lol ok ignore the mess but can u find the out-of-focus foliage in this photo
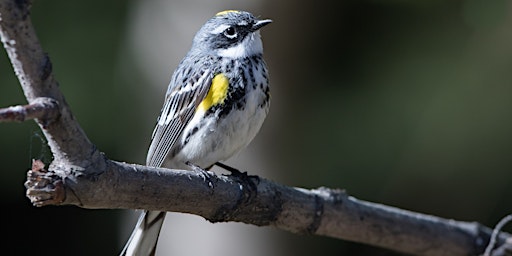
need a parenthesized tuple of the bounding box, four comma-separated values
(1, 0, 510, 255)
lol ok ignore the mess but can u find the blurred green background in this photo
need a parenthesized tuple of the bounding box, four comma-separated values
(1, 0, 511, 255)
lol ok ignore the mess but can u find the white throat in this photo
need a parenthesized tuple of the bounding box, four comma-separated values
(217, 31, 263, 58)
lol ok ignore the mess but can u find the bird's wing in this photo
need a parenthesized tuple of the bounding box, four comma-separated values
(146, 68, 214, 167)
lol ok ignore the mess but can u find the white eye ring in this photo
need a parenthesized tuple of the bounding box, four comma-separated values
(223, 27, 237, 39)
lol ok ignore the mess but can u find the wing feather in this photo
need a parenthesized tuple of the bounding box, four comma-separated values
(146, 68, 213, 167)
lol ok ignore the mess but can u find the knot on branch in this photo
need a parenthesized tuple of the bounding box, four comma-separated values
(25, 159, 65, 207)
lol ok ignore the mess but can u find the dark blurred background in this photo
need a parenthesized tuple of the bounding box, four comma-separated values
(1, 0, 511, 255)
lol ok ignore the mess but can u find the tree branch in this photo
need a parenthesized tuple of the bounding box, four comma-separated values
(23, 158, 510, 256)
(1, 0, 510, 255)
(0, 0, 98, 173)
(0, 97, 59, 124)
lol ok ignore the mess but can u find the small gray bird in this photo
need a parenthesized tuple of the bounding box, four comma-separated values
(121, 10, 272, 256)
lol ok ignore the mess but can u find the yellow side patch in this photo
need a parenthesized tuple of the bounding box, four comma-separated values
(216, 10, 240, 16)
(197, 73, 229, 113)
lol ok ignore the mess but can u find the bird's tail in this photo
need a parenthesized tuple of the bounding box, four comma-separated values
(120, 211, 166, 256)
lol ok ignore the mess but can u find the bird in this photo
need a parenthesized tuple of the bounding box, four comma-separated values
(120, 10, 272, 256)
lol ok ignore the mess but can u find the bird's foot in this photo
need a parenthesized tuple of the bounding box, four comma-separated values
(215, 162, 259, 193)
(186, 161, 214, 188)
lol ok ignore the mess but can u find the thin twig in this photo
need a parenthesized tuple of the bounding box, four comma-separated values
(0, 97, 59, 125)
(485, 214, 512, 256)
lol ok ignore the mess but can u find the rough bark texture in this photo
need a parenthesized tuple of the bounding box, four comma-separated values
(22, 159, 511, 256)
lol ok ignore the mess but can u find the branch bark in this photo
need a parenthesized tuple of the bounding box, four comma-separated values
(0, 0, 99, 174)
(1, 1, 510, 256)
(23, 158, 508, 256)
(0, 97, 59, 123)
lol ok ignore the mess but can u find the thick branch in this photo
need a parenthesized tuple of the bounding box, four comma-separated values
(0, 0, 98, 173)
(25, 158, 509, 256)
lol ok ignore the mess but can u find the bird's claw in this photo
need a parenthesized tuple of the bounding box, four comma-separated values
(186, 161, 215, 188)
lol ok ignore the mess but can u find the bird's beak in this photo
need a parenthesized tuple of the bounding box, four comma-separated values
(252, 19, 272, 31)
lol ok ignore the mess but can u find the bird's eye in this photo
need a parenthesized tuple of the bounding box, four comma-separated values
(224, 27, 237, 38)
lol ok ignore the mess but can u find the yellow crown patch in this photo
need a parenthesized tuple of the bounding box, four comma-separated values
(215, 10, 240, 16)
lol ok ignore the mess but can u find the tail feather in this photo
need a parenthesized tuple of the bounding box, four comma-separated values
(120, 211, 166, 256)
